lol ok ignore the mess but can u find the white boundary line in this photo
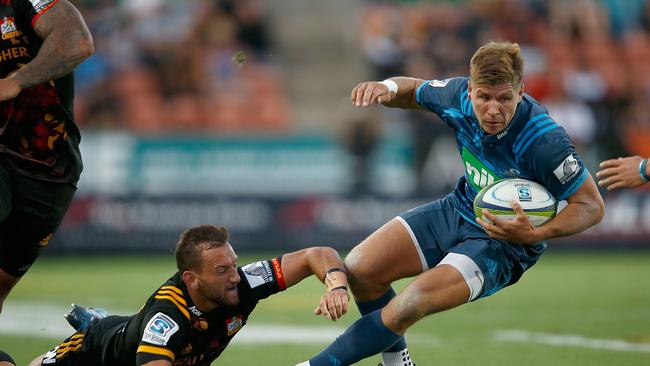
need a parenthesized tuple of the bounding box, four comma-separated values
(494, 330, 650, 353)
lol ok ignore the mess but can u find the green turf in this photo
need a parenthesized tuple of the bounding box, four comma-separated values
(2, 251, 650, 365)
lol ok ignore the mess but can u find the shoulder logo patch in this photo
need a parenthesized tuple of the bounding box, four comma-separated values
(553, 154, 579, 184)
(143, 312, 179, 346)
(428, 79, 451, 87)
(241, 260, 273, 289)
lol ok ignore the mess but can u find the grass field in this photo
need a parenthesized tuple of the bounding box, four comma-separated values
(1, 250, 650, 366)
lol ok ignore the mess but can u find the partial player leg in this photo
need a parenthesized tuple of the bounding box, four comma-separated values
(0, 350, 16, 366)
(304, 264, 471, 366)
(0, 177, 76, 314)
(344, 218, 425, 366)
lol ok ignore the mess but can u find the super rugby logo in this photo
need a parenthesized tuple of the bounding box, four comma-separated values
(143, 313, 179, 346)
(515, 184, 532, 202)
(553, 154, 580, 184)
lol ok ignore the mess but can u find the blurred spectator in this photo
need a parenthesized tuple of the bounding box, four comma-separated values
(72, 0, 290, 133)
(358, 0, 650, 194)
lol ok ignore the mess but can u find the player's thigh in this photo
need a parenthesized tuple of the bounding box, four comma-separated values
(0, 178, 76, 277)
(381, 264, 469, 333)
(450, 227, 546, 300)
(345, 218, 424, 288)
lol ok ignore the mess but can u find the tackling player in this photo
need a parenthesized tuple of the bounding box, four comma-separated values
(298, 41, 604, 366)
(28, 225, 350, 366)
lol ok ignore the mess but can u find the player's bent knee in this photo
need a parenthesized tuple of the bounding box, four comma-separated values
(437, 253, 484, 302)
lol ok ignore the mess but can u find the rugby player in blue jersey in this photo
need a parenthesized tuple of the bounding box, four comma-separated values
(298, 41, 605, 366)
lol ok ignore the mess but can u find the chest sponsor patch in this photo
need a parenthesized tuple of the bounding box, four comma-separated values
(142, 312, 179, 346)
(226, 315, 243, 336)
(241, 260, 274, 289)
(0, 17, 22, 40)
(553, 154, 579, 184)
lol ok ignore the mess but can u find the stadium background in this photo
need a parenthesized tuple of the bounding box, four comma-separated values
(2, 0, 650, 365)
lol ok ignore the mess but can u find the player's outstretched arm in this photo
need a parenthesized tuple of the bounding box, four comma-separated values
(351, 77, 424, 110)
(597, 156, 649, 190)
(1, 0, 94, 100)
(280, 247, 350, 321)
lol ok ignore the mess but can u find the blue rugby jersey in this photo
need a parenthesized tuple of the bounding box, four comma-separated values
(415, 77, 589, 227)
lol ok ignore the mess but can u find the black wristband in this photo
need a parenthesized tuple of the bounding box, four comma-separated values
(326, 267, 345, 275)
(329, 285, 348, 292)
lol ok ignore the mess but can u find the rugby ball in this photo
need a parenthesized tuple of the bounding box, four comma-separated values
(473, 178, 557, 227)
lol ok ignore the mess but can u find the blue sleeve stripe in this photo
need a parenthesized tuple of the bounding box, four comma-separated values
(415, 81, 430, 110)
(513, 113, 549, 147)
(516, 124, 560, 156)
(514, 118, 555, 152)
(557, 168, 589, 201)
(513, 118, 555, 152)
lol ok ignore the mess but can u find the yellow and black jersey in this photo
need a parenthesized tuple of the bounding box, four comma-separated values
(0, 0, 82, 182)
(43, 257, 287, 366)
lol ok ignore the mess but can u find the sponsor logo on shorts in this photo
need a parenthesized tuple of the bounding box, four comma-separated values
(553, 154, 580, 184)
(142, 312, 179, 346)
(226, 315, 243, 336)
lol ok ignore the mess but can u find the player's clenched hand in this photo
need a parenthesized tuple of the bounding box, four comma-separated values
(596, 156, 646, 190)
(476, 202, 540, 245)
(351, 81, 394, 107)
(313, 288, 349, 321)
(0, 77, 21, 102)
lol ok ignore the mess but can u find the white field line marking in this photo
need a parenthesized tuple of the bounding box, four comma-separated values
(494, 330, 650, 353)
(0, 301, 440, 345)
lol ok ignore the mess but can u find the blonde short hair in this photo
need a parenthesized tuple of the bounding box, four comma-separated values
(470, 41, 524, 88)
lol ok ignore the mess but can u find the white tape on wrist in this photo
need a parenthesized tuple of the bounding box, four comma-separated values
(379, 79, 398, 96)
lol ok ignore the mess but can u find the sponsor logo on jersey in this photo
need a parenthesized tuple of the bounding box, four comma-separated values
(29, 0, 56, 13)
(428, 79, 451, 88)
(0, 17, 22, 40)
(192, 317, 208, 331)
(41, 346, 59, 364)
(143, 312, 179, 346)
(461, 148, 499, 191)
(553, 154, 579, 184)
(226, 315, 243, 336)
(188, 305, 202, 317)
(241, 260, 273, 289)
